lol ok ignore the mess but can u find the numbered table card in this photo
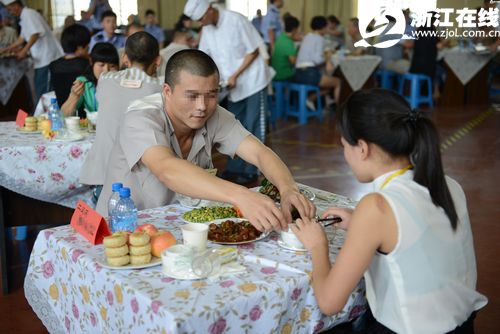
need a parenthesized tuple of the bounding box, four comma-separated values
(70, 200, 111, 245)
(15, 109, 28, 127)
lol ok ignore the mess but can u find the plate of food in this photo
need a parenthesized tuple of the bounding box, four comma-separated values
(206, 218, 269, 244)
(181, 206, 241, 223)
(97, 254, 162, 270)
(52, 133, 84, 142)
(13, 127, 43, 134)
(259, 178, 315, 202)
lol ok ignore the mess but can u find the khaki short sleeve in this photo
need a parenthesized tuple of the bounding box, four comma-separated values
(120, 108, 171, 173)
(210, 106, 251, 158)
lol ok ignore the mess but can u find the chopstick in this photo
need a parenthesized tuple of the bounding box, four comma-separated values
(316, 217, 342, 227)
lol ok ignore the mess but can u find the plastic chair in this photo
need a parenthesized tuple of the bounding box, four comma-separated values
(271, 80, 289, 119)
(284, 83, 323, 124)
(375, 70, 401, 91)
(488, 68, 500, 99)
(398, 73, 434, 109)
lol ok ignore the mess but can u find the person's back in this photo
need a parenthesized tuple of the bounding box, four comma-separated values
(49, 24, 91, 107)
(79, 32, 163, 189)
(368, 170, 487, 333)
(157, 31, 191, 78)
(409, 27, 439, 78)
(271, 16, 299, 81)
(296, 33, 325, 67)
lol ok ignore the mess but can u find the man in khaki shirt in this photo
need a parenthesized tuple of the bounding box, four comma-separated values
(96, 50, 316, 231)
(79, 31, 162, 202)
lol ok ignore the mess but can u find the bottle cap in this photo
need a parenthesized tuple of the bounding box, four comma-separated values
(112, 183, 123, 192)
(119, 187, 130, 197)
(51, 98, 57, 103)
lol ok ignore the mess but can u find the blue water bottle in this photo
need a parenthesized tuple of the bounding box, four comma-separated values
(459, 38, 465, 52)
(113, 188, 138, 232)
(108, 183, 123, 233)
(339, 45, 346, 57)
(468, 37, 474, 51)
(48, 98, 63, 131)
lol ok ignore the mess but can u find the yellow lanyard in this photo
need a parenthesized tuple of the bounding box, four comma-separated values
(380, 164, 413, 189)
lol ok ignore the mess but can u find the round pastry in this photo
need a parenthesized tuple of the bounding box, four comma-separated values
(103, 235, 127, 248)
(129, 243, 151, 256)
(129, 232, 150, 246)
(36, 115, 46, 121)
(107, 254, 130, 267)
(105, 244, 129, 257)
(23, 126, 37, 132)
(25, 117, 37, 124)
(130, 253, 151, 265)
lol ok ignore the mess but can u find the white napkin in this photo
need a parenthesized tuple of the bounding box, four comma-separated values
(208, 262, 247, 281)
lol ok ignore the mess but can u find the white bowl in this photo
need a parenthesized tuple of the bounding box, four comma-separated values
(280, 224, 305, 249)
(65, 116, 80, 125)
(85, 109, 98, 124)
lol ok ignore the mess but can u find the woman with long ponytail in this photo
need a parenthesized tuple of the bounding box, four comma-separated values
(293, 88, 487, 334)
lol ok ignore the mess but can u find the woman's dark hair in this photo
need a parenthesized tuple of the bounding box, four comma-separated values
(311, 16, 327, 31)
(83, 43, 119, 86)
(328, 15, 340, 25)
(61, 24, 91, 53)
(175, 14, 191, 30)
(336, 88, 458, 231)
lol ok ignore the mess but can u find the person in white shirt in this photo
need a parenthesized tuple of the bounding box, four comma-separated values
(184, 0, 275, 185)
(293, 88, 488, 334)
(1, 0, 64, 101)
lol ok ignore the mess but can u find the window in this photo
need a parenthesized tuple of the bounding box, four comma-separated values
(51, 0, 138, 28)
(358, 0, 437, 18)
(226, 0, 268, 21)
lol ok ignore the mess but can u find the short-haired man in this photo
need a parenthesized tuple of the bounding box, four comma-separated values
(80, 32, 162, 203)
(88, 10, 125, 53)
(118, 22, 144, 69)
(326, 15, 345, 48)
(345, 18, 371, 56)
(144, 9, 165, 49)
(184, 0, 275, 184)
(157, 30, 191, 78)
(96, 50, 316, 231)
(261, 0, 283, 55)
(0, 0, 64, 101)
(272, 16, 299, 82)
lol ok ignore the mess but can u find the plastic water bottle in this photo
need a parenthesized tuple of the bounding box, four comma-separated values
(113, 188, 138, 232)
(48, 98, 63, 131)
(459, 38, 465, 52)
(339, 45, 345, 57)
(107, 183, 123, 233)
(468, 37, 474, 52)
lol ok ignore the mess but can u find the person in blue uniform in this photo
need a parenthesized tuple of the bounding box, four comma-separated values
(88, 10, 125, 53)
(144, 9, 165, 49)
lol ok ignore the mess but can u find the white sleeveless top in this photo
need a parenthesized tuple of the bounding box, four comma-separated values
(365, 169, 488, 334)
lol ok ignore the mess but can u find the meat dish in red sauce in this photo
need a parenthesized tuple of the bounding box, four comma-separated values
(208, 220, 262, 243)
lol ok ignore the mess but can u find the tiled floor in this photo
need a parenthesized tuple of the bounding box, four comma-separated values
(1, 103, 498, 333)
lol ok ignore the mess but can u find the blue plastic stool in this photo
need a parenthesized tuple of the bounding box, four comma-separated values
(15, 226, 28, 240)
(284, 83, 323, 124)
(267, 94, 277, 129)
(398, 73, 434, 109)
(271, 80, 289, 119)
(375, 70, 401, 91)
(489, 68, 500, 99)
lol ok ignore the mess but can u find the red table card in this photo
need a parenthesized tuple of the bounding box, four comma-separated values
(15, 109, 28, 127)
(71, 200, 111, 245)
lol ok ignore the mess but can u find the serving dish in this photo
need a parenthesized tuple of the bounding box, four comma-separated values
(205, 218, 269, 245)
(97, 254, 162, 270)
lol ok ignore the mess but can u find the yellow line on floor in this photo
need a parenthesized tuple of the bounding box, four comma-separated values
(441, 109, 493, 152)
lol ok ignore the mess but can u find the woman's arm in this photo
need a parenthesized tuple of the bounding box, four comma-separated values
(61, 80, 85, 116)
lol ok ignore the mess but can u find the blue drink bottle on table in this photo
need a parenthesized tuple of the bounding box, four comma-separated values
(114, 187, 138, 232)
(48, 98, 63, 131)
(108, 182, 123, 233)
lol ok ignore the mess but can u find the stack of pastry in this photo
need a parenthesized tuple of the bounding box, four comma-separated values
(129, 232, 152, 265)
(36, 115, 45, 131)
(103, 234, 130, 266)
(23, 117, 37, 132)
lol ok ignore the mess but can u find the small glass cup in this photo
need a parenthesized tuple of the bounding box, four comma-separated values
(192, 249, 221, 278)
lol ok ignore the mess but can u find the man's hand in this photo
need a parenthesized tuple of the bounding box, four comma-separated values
(320, 207, 353, 231)
(291, 217, 329, 254)
(227, 74, 237, 90)
(17, 49, 28, 60)
(71, 80, 85, 96)
(0, 46, 11, 54)
(235, 190, 287, 232)
(280, 187, 316, 224)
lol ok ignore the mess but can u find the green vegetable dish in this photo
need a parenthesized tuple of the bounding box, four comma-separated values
(183, 206, 239, 223)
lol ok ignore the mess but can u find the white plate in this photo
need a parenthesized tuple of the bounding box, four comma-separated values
(97, 254, 162, 270)
(13, 128, 43, 134)
(205, 218, 270, 245)
(277, 236, 307, 251)
(52, 134, 84, 142)
(162, 266, 203, 280)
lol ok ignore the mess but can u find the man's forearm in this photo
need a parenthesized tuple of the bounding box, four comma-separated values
(5, 36, 26, 49)
(232, 48, 259, 79)
(22, 34, 39, 53)
(253, 146, 299, 194)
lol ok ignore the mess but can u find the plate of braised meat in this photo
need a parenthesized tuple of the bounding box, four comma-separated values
(206, 218, 269, 244)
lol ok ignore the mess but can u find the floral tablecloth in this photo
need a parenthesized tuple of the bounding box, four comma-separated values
(24, 184, 366, 334)
(330, 55, 382, 91)
(0, 122, 94, 209)
(0, 57, 32, 105)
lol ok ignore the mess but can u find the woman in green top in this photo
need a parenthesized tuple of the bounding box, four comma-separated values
(61, 42, 119, 117)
